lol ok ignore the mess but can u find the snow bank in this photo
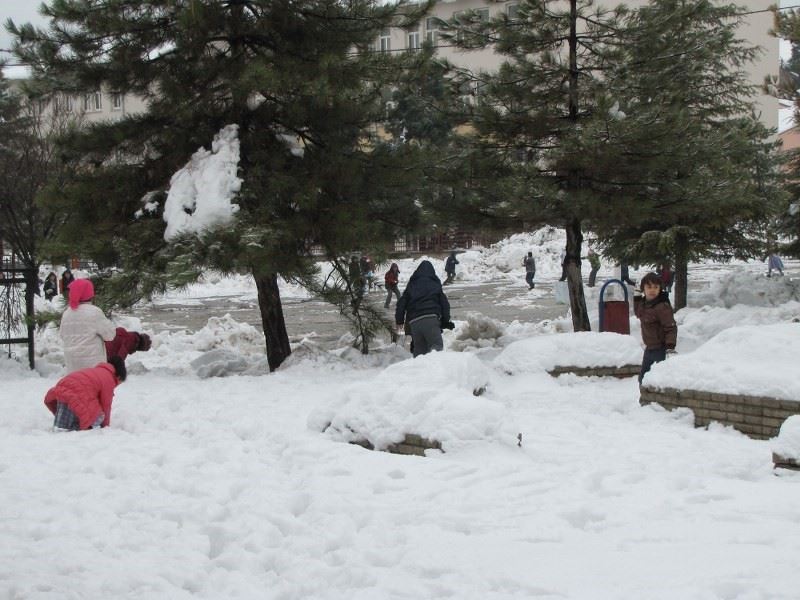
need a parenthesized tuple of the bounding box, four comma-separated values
(645, 323, 800, 400)
(691, 269, 800, 308)
(773, 415, 800, 461)
(162, 124, 242, 240)
(494, 331, 643, 375)
(308, 352, 513, 450)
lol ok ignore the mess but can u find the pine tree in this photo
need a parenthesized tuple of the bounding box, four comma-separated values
(594, 0, 784, 310)
(770, 7, 800, 258)
(439, 0, 631, 331)
(10, 0, 435, 369)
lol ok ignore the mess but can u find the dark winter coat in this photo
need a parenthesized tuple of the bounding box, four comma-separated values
(43, 275, 58, 300)
(445, 254, 459, 275)
(395, 261, 450, 326)
(634, 292, 677, 351)
(44, 363, 119, 429)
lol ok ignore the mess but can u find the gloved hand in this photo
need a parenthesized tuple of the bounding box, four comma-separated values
(136, 333, 152, 352)
(441, 320, 455, 330)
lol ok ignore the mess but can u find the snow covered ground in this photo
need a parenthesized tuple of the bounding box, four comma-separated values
(2, 232, 800, 599)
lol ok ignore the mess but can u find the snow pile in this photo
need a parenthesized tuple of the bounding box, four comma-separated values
(773, 415, 800, 461)
(308, 352, 513, 450)
(645, 323, 800, 400)
(137, 314, 266, 376)
(162, 124, 242, 241)
(675, 302, 800, 353)
(151, 271, 310, 304)
(449, 312, 507, 351)
(691, 269, 800, 308)
(494, 331, 643, 375)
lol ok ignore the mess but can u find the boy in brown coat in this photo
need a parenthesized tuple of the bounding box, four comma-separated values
(633, 272, 677, 384)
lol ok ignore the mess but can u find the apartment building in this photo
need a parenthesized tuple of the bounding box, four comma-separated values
(376, 0, 779, 130)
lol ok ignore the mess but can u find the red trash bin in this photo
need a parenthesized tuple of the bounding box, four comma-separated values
(598, 279, 630, 335)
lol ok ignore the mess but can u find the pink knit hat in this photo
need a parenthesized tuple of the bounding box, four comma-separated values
(67, 278, 95, 309)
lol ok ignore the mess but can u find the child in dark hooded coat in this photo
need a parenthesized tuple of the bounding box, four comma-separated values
(395, 260, 452, 357)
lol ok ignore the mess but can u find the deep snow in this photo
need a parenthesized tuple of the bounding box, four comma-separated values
(2, 232, 800, 599)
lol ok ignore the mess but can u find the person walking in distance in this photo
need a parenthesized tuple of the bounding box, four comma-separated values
(523, 252, 536, 290)
(587, 249, 601, 287)
(444, 251, 459, 285)
(384, 263, 401, 309)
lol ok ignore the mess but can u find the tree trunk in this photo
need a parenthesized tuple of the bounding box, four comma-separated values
(673, 234, 689, 311)
(565, 219, 591, 331)
(254, 272, 291, 371)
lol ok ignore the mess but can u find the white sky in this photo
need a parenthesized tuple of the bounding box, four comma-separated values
(0, 1, 47, 64)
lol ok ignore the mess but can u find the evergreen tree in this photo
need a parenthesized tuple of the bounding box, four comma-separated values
(771, 8, 800, 258)
(595, 0, 783, 310)
(440, 0, 630, 331)
(10, 0, 434, 369)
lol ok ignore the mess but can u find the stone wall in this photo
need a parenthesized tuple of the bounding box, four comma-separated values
(640, 386, 800, 440)
(351, 434, 442, 456)
(548, 364, 640, 378)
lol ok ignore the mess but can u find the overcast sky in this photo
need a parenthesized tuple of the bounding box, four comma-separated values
(0, 2, 48, 64)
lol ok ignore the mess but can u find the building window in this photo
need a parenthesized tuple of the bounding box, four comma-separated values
(407, 30, 420, 52)
(425, 17, 439, 45)
(111, 93, 123, 110)
(84, 91, 102, 112)
(476, 8, 490, 21)
(63, 94, 73, 112)
(379, 29, 391, 53)
(507, 3, 519, 19)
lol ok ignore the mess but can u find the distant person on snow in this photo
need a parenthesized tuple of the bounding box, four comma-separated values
(396, 260, 453, 357)
(523, 252, 536, 290)
(60, 269, 75, 299)
(633, 272, 678, 385)
(444, 251, 459, 285)
(656, 262, 674, 293)
(384, 263, 401, 309)
(558, 249, 567, 282)
(620, 261, 636, 287)
(60, 278, 117, 373)
(43, 272, 59, 301)
(348, 256, 363, 303)
(44, 357, 127, 431)
(587, 249, 601, 287)
(767, 253, 784, 277)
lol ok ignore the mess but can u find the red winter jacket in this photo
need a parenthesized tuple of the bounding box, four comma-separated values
(44, 363, 119, 429)
(105, 327, 140, 362)
(385, 264, 399, 288)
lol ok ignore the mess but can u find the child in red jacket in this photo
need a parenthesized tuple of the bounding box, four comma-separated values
(44, 356, 127, 431)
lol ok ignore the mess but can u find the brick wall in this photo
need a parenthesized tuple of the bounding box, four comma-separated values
(548, 364, 640, 378)
(640, 387, 800, 440)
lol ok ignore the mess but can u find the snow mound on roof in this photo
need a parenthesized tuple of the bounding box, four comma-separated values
(645, 323, 800, 401)
(494, 331, 643, 374)
(308, 351, 513, 450)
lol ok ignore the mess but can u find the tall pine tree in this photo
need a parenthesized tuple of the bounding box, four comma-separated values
(595, 0, 783, 310)
(440, 0, 630, 331)
(11, 0, 434, 369)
